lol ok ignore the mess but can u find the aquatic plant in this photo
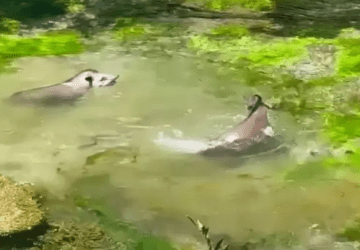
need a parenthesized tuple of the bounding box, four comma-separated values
(73, 193, 179, 250)
(113, 20, 181, 43)
(335, 37, 360, 77)
(190, 24, 360, 80)
(322, 152, 360, 171)
(0, 31, 83, 73)
(338, 219, 360, 241)
(210, 24, 249, 38)
(187, 216, 230, 250)
(57, 0, 86, 13)
(284, 162, 330, 182)
(37, 221, 116, 249)
(113, 18, 139, 29)
(186, 24, 360, 165)
(0, 31, 83, 59)
(113, 21, 169, 42)
(247, 38, 310, 66)
(185, 0, 274, 11)
(0, 18, 20, 34)
(318, 112, 360, 170)
(114, 24, 148, 41)
(135, 236, 179, 250)
(322, 113, 360, 144)
(188, 35, 326, 67)
(188, 27, 360, 118)
(306, 76, 338, 88)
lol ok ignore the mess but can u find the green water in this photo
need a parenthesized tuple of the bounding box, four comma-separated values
(0, 51, 358, 248)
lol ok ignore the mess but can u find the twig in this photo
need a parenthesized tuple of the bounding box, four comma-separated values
(187, 216, 230, 250)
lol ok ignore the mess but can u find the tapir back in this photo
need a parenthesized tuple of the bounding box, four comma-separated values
(9, 84, 89, 106)
(218, 105, 269, 142)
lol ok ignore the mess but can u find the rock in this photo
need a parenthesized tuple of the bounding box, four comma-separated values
(288, 45, 336, 80)
(307, 234, 335, 250)
(31, 221, 116, 250)
(269, 0, 360, 37)
(86, 0, 185, 18)
(19, 0, 186, 36)
(19, 12, 98, 36)
(0, 175, 44, 236)
(271, 0, 360, 23)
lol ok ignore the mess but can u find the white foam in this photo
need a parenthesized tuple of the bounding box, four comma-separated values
(262, 126, 275, 137)
(154, 132, 209, 154)
(222, 132, 240, 143)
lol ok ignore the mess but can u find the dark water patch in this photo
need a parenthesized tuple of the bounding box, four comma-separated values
(0, 0, 66, 21)
(0, 221, 49, 249)
(269, 0, 360, 38)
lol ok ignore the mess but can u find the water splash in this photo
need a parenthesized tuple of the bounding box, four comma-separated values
(153, 131, 210, 154)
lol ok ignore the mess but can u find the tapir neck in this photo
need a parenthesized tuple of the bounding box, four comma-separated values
(217, 105, 270, 142)
(62, 81, 90, 90)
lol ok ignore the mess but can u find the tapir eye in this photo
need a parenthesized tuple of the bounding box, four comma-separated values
(85, 76, 93, 82)
(85, 76, 93, 87)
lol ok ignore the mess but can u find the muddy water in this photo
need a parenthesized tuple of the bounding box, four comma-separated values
(0, 51, 359, 246)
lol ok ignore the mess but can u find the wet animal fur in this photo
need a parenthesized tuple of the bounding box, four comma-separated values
(8, 69, 118, 106)
(200, 95, 282, 157)
(154, 95, 284, 158)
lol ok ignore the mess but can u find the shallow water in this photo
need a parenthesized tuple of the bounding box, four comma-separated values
(0, 51, 359, 247)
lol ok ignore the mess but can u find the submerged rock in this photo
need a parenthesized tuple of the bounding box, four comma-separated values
(289, 44, 336, 81)
(32, 221, 116, 250)
(0, 175, 44, 236)
(269, 0, 360, 37)
(87, 0, 185, 18)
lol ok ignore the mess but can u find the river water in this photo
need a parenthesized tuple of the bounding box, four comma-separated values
(0, 50, 359, 247)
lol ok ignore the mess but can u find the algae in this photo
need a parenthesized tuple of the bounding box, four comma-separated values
(209, 24, 249, 38)
(337, 219, 360, 242)
(322, 113, 360, 145)
(135, 236, 178, 250)
(185, 23, 360, 163)
(335, 37, 360, 77)
(187, 25, 360, 118)
(188, 33, 329, 67)
(92, 207, 179, 250)
(71, 175, 180, 250)
(0, 31, 83, 59)
(0, 17, 20, 35)
(284, 162, 330, 182)
(0, 31, 83, 72)
(33, 221, 116, 250)
(187, 24, 360, 78)
(113, 18, 139, 29)
(58, 0, 86, 13)
(115, 25, 148, 42)
(185, 0, 274, 11)
(0, 175, 44, 236)
(113, 19, 174, 42)
(85, 147, 136, 165)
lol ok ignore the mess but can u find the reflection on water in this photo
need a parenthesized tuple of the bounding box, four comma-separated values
(0, 52, 357, 246)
